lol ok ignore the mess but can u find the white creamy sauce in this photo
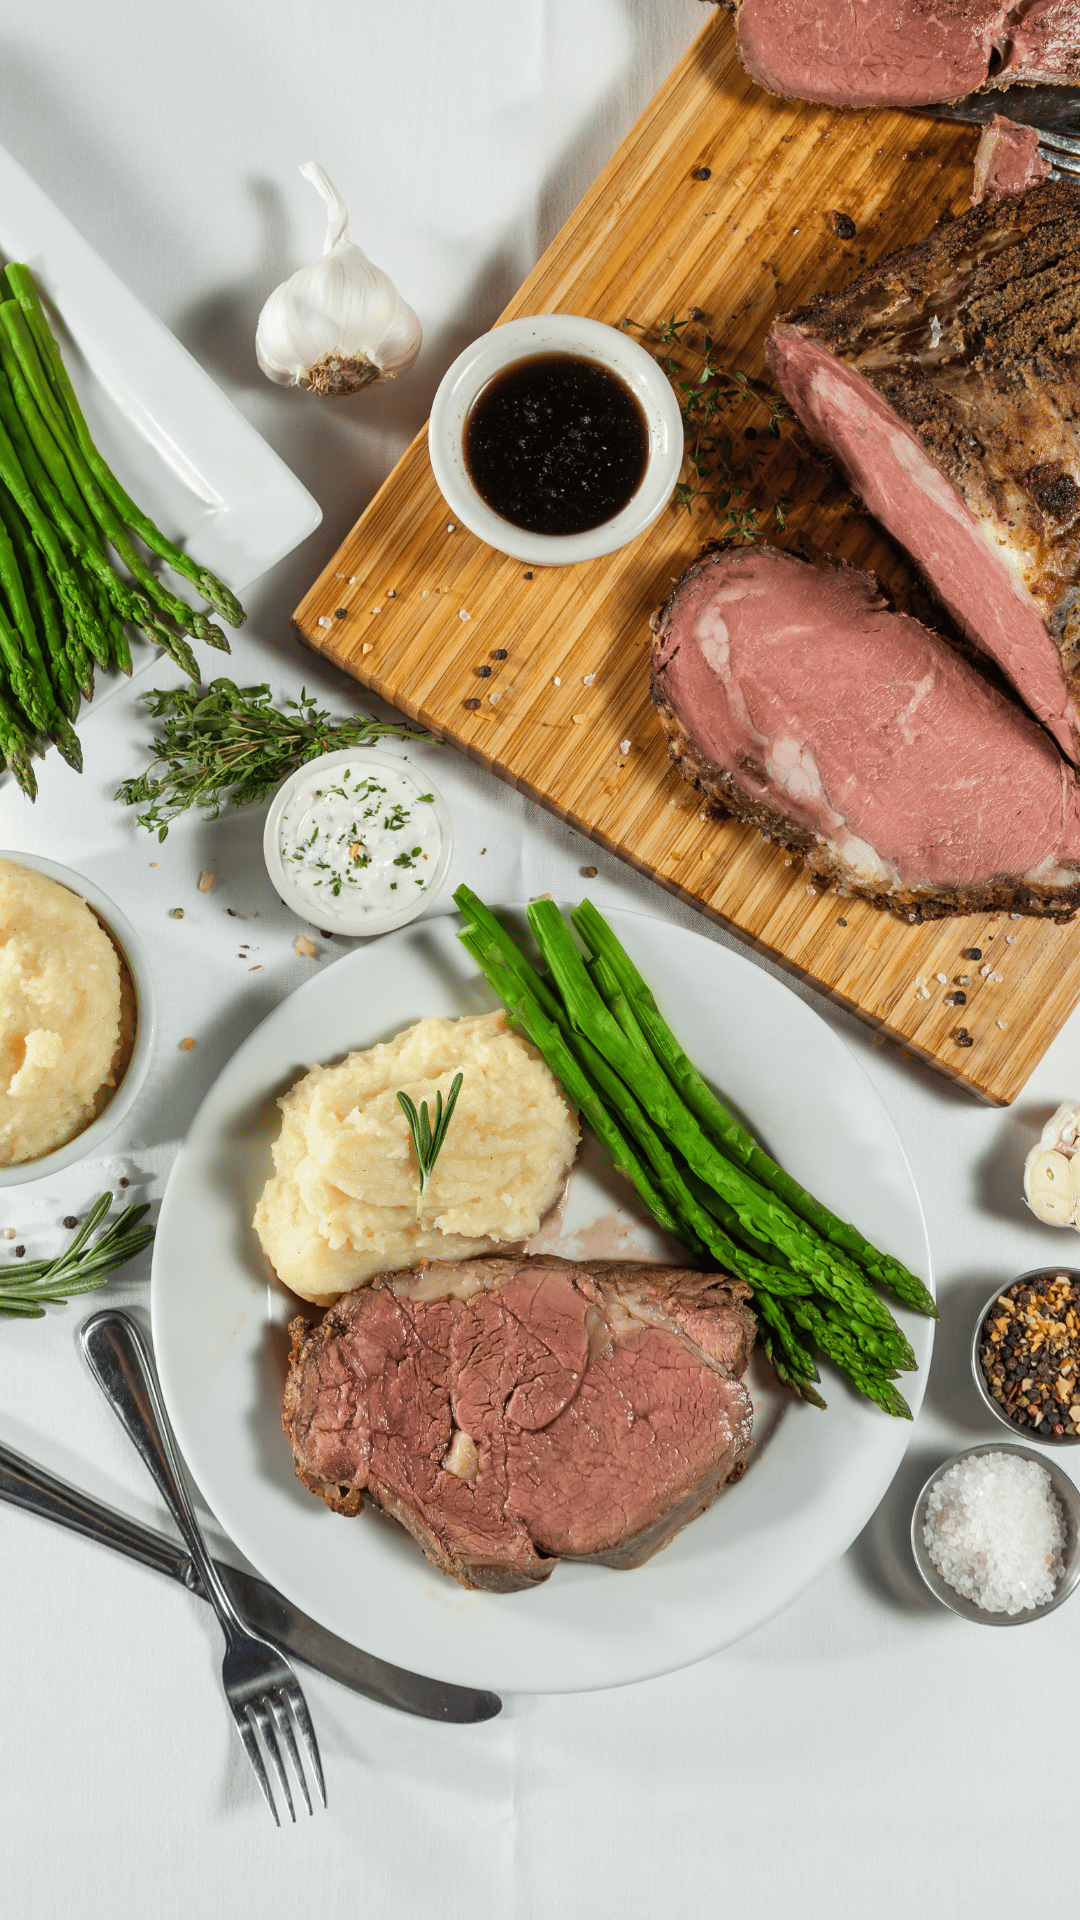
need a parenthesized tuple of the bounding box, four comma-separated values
(277, 763, 441, 926)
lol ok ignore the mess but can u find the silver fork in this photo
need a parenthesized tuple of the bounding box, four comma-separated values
(81, 1309, 326, 1825)
(1038, 128, 1080, 181)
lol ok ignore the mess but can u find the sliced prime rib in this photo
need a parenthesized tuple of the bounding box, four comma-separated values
(971, 115, 1051, 205)
(283, 1257, 756, 1592)
(766, 183, 1080, 761)
(650, 543, 1080, 919)
(728, 2, 1080, 109)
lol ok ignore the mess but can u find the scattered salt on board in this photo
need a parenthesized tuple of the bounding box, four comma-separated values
(923, 1452, 1066, 1615)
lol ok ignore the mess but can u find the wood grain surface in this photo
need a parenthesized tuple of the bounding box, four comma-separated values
(293, 8, 1074, 1105)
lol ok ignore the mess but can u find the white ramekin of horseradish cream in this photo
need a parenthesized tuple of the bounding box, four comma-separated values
(263, 750, 454, 937)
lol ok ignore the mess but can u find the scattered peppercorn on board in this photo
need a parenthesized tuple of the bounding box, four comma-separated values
(294, 6, 1075, 1106)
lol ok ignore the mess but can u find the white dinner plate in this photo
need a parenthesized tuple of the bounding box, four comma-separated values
(0, 138, 320, 713)
(151, 908, 933, 1694)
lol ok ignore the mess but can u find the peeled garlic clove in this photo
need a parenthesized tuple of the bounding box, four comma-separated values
(255, 163, 421, 396)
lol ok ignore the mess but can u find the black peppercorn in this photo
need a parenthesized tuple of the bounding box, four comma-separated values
(63, 1215, 78, 1230)
(477, 664, 492, 678)
(464, 697, 481, 709)
(967, 947, 982, 960)
(692, 166, 712, 180)
(829, 210, 856, 239)
(334, 607, 348, 619)
(523, 571, 533, 580)
(492, 648, 508, 660)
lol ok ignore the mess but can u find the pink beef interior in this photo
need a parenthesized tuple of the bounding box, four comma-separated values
(734, 2, 1080, 106)
(1005, 0, 1080, 81)
(653, 545, 1080, 890)
(735, 0, 1001, 107)
(766, 323, 1078, 760)
(972, 116, 1052, 204)
(287, 1265, 753, 1585)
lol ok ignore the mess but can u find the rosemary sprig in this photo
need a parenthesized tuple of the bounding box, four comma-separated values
(116, 677, 434, 841)
(623, 313, 791, 540)
(0, 1192, 154, 1319)
(397, 1072, 464, 1204)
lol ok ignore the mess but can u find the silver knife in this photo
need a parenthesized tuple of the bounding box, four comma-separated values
(0, 1439, 500, 1724)
(914, 82, 1080, 133)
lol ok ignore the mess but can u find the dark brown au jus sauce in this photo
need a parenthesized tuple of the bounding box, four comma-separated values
(463, 352, 650, 537)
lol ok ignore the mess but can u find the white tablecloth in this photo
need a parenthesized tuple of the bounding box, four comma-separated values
(2, 5, 1077, 1915)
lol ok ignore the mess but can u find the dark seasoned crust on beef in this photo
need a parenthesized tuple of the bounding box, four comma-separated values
(768, 183, 1080, 757)
(649, 543, 1080, 923)
(283, 1256, 756, 1592)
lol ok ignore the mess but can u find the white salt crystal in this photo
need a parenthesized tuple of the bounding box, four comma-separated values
(619, 739, 631, 755)
(923, 1453, 1066, 1615)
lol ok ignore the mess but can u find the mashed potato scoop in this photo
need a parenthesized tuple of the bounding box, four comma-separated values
(254, 1011, 579, 1302)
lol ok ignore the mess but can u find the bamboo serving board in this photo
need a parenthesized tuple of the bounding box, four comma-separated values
(294, 8, 1076, 1105)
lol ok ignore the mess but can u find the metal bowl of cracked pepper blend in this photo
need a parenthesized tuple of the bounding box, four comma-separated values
(972, 1268, 1080, 1444)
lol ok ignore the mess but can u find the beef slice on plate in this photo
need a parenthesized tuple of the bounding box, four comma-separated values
(283, 1257, 756, 1592)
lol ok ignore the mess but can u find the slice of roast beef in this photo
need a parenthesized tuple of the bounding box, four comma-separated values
(971, 115, 1052, 205)
(766, 183, 1080, 761)
(650, 542, 1080, 919)
(283, 1256, 756, 1592)
(730, 2, 1080, 109)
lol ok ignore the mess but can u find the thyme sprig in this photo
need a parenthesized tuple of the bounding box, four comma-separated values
(117, 678, 433, 841)
(397, 1072, 464, 1203)
(623, 313, 791, 540)
(0, 1192, 154, 1319)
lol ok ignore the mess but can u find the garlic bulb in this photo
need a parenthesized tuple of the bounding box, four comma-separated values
(1024, 1101, 1080, 1227)
(256, 163, 421, 396)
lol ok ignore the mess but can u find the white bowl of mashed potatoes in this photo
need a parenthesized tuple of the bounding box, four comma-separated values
(0, 852, 156, 1184)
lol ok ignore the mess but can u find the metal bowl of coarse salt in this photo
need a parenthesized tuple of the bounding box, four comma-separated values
(911, 1442, 1080, 1625)
(971, 1269, 1080, 1446)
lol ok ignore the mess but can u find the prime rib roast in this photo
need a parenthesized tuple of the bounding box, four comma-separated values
(650, 543, 1080, 919)
(725, 1, 1080, 109)
(766, 182, 1080, 764)
(283, 1256, 756, 1592)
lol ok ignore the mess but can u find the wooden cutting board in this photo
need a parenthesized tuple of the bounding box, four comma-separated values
(293, 7, 1075, 1106)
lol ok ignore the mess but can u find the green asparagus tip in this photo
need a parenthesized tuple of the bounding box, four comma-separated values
(198, 574, 246, 627)
(5, 739, 38, 800)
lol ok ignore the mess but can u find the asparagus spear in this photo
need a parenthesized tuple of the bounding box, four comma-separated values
(458, 926, 688, 1243)
(0, 483, 82, 766)
(3, 265, 245, 628)
(0, 379, 114, 670)
(527, 897, 905, 1335)
(0, 487, 81, 720)
(0, 673, 37, 797)
(1, 302, 230, 653)
(455, 887, 922, 1416)
(572, 898, 935, 1319)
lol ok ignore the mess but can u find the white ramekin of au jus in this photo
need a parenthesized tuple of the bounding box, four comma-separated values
(0, 850, 157, 1187)
(427, 313, 685, 566)
(263, 749, 454, 938)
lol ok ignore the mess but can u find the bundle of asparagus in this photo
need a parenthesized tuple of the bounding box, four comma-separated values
(0, 263, 246, 798)
(454, 886, 936, 1418)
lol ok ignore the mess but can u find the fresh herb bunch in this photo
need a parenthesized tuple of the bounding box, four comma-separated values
(397, 1072, 464, 1204)
(454, 887, 936, 1419)
(0, 1192, 154, 1319)
(117, 678, 433, 840)
(0, 264, 246, 800)
(623, 313, 790, 540)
